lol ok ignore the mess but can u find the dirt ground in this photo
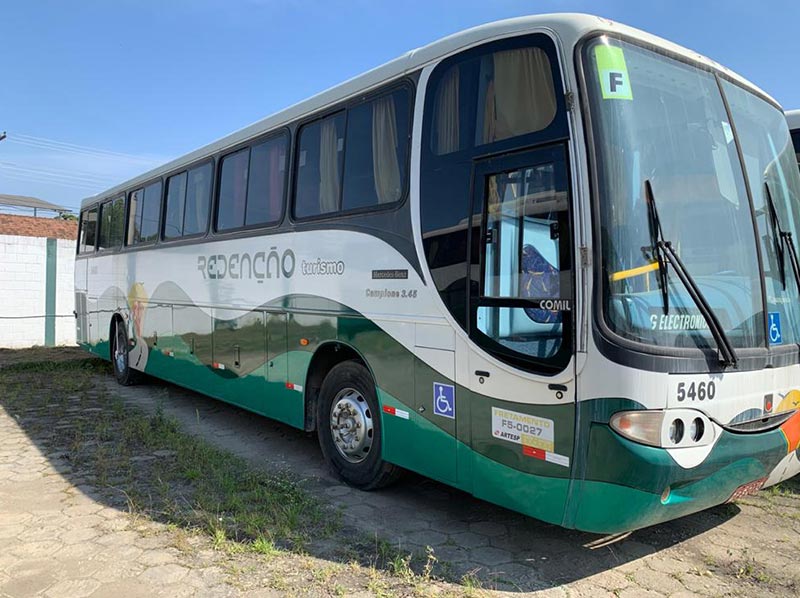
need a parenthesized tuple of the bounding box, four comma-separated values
(0, 347, 798, 597)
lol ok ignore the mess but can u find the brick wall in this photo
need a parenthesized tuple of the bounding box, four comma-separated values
(0, 234, 76, 348)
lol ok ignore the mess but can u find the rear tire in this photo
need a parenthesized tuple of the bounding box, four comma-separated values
(316, 361, 401, 490)
(111, 318, 140, 386)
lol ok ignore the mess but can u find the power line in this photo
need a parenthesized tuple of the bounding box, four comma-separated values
(0, 170, 102, 192)
(8, 133, 162, 166)
(0, 161, 119, 185)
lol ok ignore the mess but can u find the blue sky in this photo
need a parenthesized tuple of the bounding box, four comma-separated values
(1, 0, 798, 213)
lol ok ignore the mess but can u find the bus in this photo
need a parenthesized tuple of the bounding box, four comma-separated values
(75, 14, 800, 534)
(788, 110, 800, 168)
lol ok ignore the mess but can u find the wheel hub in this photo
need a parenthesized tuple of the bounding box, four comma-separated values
(330, 388, 374, 463)
(114, 324, 127, 373)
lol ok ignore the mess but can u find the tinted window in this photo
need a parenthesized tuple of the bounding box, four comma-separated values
(96, 202, 111, 250)
(97, 197, 124, 251)
(217, 149, 249, 230)
(127, 188, 143, 245)
(431, 46, 557, 155)
(127, 181, 162, 245)
(342, 89, 410, 211)
(245, 136, 287, 226)
(140, 182, 162, 243)
(294, 112, 346, 218)
(792, 129, 800, 166)
(184, 163, 212, 236)
(79, 208, 98, 253)
(164, 172, 188, 239)
(420, 35, 566, 329)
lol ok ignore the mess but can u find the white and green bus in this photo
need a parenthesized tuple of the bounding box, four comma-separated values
(75, 14, 800, 533)
(788, 110, 800, 168)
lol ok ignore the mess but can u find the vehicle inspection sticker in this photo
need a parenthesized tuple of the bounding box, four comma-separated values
(492, 407, 570, 467)
(492, 407, 554, 452)
(594, 45, 633, 100)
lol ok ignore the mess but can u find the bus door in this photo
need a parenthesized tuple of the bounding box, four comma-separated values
(465, 144, 577, 492)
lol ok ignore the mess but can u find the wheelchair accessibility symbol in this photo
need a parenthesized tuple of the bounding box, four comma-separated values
(768, 312, 783, 345)
(433, 383, 455, 419)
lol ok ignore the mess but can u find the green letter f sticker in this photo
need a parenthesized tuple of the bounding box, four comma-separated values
(595, 45, 633, 100)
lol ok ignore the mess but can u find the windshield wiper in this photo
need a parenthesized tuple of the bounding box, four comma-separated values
(644, 180, 738, 367)
(764, 181, 800, 292)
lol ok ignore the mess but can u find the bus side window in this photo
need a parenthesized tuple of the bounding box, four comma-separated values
(245, 135, 287, 227)
(341, 88, 410, 210)
(127, 181, 162, 245)
(164, 172, 188, 240)
(98, 201, 110, 251)
(294, 112, 346, 219)
(217, 148, 250, 231)
(184, 163, 212, 236)
(79, 207, 98, 253)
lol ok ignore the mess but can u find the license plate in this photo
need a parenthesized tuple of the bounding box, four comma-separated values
(726, 477, 767, 502)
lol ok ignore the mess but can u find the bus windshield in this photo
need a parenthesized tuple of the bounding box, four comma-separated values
(584, 37, 800, 353)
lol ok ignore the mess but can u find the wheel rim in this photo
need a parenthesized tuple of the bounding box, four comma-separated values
(114, 322, 127, 374)
(329, 388, 374, 464)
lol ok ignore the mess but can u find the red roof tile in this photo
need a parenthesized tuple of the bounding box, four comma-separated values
(0, 214, 78, 240)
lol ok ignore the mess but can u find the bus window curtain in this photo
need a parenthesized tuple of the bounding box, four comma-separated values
(319, 118, 341, 213)
(372, 95, 401, 203)
(434, 67, 460, 154)
(483, 47, 556, 143)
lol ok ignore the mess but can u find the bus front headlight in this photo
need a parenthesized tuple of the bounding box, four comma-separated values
(610, 410, 715, 448)
(609, 411, 666, 447)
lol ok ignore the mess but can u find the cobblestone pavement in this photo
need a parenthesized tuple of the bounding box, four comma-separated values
(1, 366, 799, 596)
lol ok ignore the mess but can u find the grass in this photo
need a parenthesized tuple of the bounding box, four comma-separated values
(0, 354, 481, 596)
(0, 358, 325, 553)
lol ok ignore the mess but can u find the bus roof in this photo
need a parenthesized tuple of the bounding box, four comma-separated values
(787, 110, 800, 131)
(80, 12, 780, 210)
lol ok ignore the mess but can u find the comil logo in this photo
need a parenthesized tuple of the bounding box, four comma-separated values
(198, 248, 296, 281)
(538, 299, 571, 312)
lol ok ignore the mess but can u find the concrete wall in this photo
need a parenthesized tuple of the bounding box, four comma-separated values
(0, 234, 76, 348)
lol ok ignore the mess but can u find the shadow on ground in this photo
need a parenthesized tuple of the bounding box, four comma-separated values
(0, 352, 743, 594)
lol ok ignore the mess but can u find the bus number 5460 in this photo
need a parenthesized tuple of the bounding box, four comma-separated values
(676, 381, 716, 402)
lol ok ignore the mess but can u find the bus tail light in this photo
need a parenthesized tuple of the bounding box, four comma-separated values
(610, 410, 716, 448)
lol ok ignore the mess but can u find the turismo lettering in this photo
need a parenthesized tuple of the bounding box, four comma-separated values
(301, 258, 345, 276)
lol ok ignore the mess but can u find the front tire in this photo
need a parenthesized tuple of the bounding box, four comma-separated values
(316, 361, 400, 490)
(111, 318, 139, 386)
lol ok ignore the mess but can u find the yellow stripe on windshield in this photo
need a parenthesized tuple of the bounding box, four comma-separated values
(610, 262, 659, 282)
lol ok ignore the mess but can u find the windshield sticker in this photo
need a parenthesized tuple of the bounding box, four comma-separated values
(594, 45, 633, 101)
(648, 308, 730, 332)
(721, 121, 734, 144)
(769, 312, 783, 345)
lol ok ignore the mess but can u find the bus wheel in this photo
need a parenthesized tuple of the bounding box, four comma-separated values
(317, 361, 400, 490)
(112, 318, 139, 386)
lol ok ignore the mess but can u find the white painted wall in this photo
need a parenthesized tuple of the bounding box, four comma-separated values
(0, 234, 76, 348)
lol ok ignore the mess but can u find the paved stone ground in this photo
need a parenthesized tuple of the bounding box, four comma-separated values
(0, 404, 267, 598)
(1, 360, 799, 596)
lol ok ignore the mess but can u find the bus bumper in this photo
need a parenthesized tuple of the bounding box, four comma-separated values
(566, 412, 800, 533)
